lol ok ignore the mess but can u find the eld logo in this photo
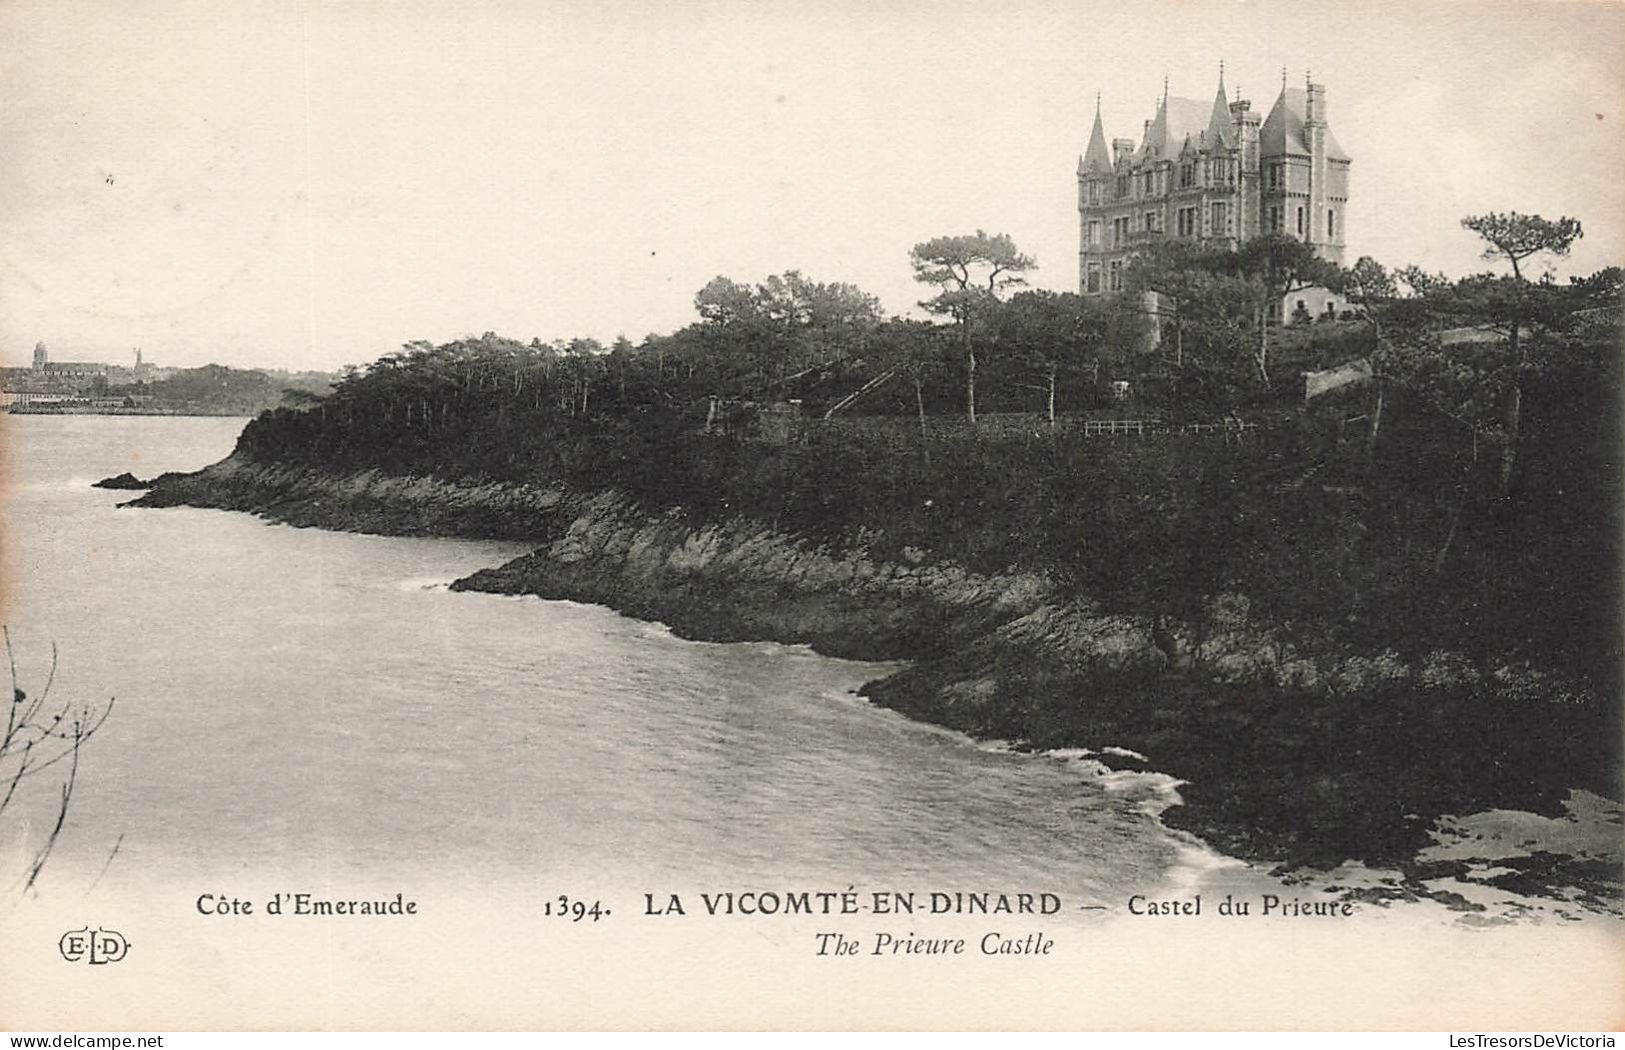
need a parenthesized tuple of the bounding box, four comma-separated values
(59, 927, 130, 965)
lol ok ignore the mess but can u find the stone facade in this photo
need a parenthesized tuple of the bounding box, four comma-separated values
(1078, 71, 1351, 317)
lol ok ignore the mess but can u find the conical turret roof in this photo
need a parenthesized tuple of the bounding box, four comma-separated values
(1135, 94, 1213, 161)
(1081, 105, 1113, 173)
(1206, 73, 1235, 148)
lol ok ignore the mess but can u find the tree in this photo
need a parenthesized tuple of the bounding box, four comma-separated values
(1236, 234, 1341, 388)
(1336, 256, 1398, 451)
(692, 271, 884, 394)
(1461, 212, 1583, 281)
(908, 231, 1035, 423)
(995, 291, 1102, 425)
(1459, 211, 1584, 494)
(1125, 240, 1233, 371)
(867, 319, 950, 460)
(693, 276, 759, 326)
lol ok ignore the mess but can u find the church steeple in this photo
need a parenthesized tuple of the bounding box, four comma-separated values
(1081, 95, 1113, 174)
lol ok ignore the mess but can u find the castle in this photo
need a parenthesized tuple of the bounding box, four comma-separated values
(1078, 68, 1351, 321)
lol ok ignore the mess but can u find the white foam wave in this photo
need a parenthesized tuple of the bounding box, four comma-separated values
(1162, 833, 1251, 893)
(1040, 746, 1097, 760)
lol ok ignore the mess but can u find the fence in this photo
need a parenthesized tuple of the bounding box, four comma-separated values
(726, 411, 1268, 452)
(1075, 418, 1259, 437)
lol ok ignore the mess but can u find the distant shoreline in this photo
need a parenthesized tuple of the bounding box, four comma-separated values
(6, 405, 253, 416)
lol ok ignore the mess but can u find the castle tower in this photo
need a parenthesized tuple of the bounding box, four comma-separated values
(1259, 73, 1349, 264)
(1078, 66, 1351, 325)
(32, 342, 47, 370)
(1076, 95, 1115, 294)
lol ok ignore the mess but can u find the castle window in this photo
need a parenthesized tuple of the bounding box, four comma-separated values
(1269, 205, 1282, 231)
(1086, 262, 1102, 294)
(1143, 210, 1157, 233)
(1116, 174, 1129, 198)
(1113, 216, 1131, 246)
(1179, 162, 1194, 189)
(1108, 260, 1123, 292)
(1210, 200, 1228, 234)
(1087, 182, 1102, 205)
(1327, 209, 1336, 238)
(1296, 206, 1305, 236)
(1177, 206, 1197, 238)
(1087, 220, 1102, 247)
(1267, 165, 1281, 190)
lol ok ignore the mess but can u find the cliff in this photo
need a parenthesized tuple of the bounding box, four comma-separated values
(129, 454, 568, 539)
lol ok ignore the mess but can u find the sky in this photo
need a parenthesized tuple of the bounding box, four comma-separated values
(1, 0, 1621, 371)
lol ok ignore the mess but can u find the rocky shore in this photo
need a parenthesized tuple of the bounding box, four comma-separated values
(127, 455, 1622, 910)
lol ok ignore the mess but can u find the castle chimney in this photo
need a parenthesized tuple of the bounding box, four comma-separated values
(1112, 137, 1134, 160)
(1306, 81, 1325, 125)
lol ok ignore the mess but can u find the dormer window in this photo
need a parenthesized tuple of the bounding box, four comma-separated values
(1179, 162, 1195, 189)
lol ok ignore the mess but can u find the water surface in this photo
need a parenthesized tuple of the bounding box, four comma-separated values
(1, 414, 1204, 898)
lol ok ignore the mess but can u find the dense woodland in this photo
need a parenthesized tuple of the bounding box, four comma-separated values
(232, 215, 1622, 695)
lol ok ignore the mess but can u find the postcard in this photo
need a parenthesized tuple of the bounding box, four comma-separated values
(1, 0, 1620, 1032)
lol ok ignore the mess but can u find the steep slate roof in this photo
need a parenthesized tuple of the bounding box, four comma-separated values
(1260, 87, 1351, 161)
(1136, 96, 1214, 160)
(1080, 107, 1113, 173)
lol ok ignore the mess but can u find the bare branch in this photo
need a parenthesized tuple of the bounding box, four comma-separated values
(1, 631, 117, 894)
(24, 731, 79, 893)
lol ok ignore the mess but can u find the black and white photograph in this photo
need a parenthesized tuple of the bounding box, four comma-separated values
(0, 0, 1620, 1032)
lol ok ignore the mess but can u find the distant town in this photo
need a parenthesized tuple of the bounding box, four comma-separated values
(1, 342, 336, 415)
